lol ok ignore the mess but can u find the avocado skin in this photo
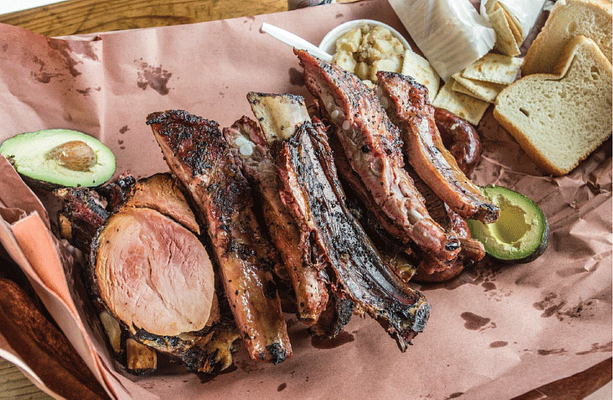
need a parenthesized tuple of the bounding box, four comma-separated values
(469, 185, 549, 264)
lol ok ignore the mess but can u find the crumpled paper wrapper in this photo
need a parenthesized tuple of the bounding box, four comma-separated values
(389, 0, 496, 81)
(0, 0, 610, 399)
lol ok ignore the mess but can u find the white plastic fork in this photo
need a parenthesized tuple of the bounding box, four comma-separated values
(261, 22, 334, 62)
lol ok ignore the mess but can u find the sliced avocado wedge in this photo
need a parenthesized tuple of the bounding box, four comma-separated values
(467, 185, 549, 263)
(0, 129, 116, 188)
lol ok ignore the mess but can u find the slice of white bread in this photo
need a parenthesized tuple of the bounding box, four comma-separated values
(494, 35, 612, 176)
(522, 0, 612, 75)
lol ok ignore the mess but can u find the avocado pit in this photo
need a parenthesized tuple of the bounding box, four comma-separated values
(47, 140, 97, 172)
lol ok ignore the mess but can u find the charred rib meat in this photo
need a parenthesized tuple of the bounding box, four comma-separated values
(276, 119, 429, 350)
(147, 110, 291, 364)
(245, 92, 430, 350)
(376, 71, 499, 223)
(224, 114, 329, 325)
(295, 49, 460, 263)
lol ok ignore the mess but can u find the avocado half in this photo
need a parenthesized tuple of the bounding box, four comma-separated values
(0, 129, 116, 188)
(467, 185, 549, 264)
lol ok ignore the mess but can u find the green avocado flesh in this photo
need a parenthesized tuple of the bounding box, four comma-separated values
(468, 185, 548, 263)
(0, 129, 116, 188)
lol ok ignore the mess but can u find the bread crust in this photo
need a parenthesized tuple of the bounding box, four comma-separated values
(522, 0, 612, 75)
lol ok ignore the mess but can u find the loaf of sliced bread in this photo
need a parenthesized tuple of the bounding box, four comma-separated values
(494, 35, 612, 176)
(522, 0, 612, 75)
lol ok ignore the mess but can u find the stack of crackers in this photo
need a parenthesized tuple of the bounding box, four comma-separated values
(432, 53, 522, 126)
(427, 0, 526, 126)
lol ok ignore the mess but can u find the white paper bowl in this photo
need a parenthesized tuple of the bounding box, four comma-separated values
(318, 19, 412, 55)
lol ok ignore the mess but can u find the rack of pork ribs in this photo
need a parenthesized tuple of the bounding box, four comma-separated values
(56, 51, 498, 375)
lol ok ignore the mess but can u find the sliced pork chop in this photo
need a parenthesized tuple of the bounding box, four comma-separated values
(59, 173, 239, 373)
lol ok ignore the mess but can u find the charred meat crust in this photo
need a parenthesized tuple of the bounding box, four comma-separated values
(147, 110, 292, 364)
(376, 71, 499, 224)
(96, 175, 137, 212)
(134, 318, 240, 373)
(295, 49, 460, 263)
(308, 294, 354, 340)
(272, 120, 430, 350)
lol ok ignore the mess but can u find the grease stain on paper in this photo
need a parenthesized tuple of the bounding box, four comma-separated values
(460, 312, 491, 330)
(53, 38, 99, 62)
(33, 71, 62, 84)
(32, 38, 98, 83)
(533, 292, 564, 318)
(576, 341, 612, 355)
(235, 360, 264, 374)
(76, 87, 92, 96)
(136, 62, 173, 95)
(32, 55, 59, 83)
(530, 292, 598, 321)
(556, 266, 588, 278)
(46, 37, 98, 78)
(537, 348, 566, 356)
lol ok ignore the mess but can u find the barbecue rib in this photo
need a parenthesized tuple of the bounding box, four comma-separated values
(295, 49, 460, 263)
(147, 110, 292, 364)
(223, 114, 329, 325)
(244, 93, 356, 338)
(376, 71, 499, 223)
(242, 92, 430, 350)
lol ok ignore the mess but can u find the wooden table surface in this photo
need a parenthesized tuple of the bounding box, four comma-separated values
(0, 0, 610, 399)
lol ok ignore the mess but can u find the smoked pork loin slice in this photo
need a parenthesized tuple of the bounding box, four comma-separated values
(59, 174, 240, 373)
(93, 206, 214, 336)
